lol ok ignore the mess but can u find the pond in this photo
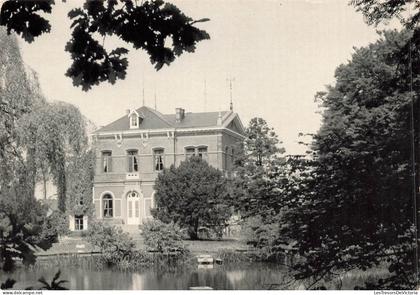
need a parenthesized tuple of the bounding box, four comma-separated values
(2, 260, 294, 290)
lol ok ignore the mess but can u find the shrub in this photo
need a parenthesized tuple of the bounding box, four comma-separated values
(216, 249, 250, 263)
(86, 222, 135, 265)
(140, 219, 186, 253)
(240, 215, 280, 261)
(37, 211, 69, 244)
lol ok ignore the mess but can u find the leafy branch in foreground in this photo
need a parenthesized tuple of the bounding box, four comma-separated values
(1, 271, 68, 290)
(0, 0, 210, 90)
(37, 270, 68, 290)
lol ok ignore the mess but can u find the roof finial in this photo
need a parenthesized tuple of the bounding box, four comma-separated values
(226, 77, 235, 111)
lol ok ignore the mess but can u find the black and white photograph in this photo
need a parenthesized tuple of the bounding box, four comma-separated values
(0, 0, 419, 292)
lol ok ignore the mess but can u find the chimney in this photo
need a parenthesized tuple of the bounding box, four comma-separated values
(175, 108, 185, 122)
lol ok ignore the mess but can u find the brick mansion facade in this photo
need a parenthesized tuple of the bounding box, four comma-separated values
(69, 106, 245, 230)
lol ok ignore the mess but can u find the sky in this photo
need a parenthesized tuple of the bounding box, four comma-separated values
(18, 0, 383, 155)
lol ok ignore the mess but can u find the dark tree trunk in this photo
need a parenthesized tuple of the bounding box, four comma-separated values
(42, 169, 47, 200)
(188, 220, 200, 240)
(26, 147, 37, 199)
(57, 171, 66, 212)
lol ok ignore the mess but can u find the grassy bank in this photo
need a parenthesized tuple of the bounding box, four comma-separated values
(36, 236, 249, 256)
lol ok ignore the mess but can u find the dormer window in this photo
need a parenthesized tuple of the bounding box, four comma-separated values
(127, 110, 142, 129)
(130, 114, 139, 129)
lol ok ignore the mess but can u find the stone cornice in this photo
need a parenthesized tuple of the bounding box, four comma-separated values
(92, 126, 245, 140)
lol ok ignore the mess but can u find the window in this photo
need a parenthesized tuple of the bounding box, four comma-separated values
(75, 215, 84, 231)
(130, 114, 138, 128)
(127, 150, 138, 172)
(185, 147, 195, 159)
(102, 151, 112, 173)
(103, 194, 113, 218)
(197, 147, 208, 160)
(153, 149, 164, 171)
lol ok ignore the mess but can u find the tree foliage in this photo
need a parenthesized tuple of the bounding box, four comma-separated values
(86, 222, 135, 265)
(0, 28, 54, 272)
(232, 117, 287, 220)
(153, 156, 231, 240)
(37, 211, 70, 244)
(0, 0, 210, 90)
(140, 219, 186, 253)
(240, 215, 282, 261)
(66, 147, 95, 216)
(278, 30, 418, 289)
(0, 28, 93, 271)
(37, 270, 68, 290)
(18, 101, 91, 212)
(350, 0, 420, 28)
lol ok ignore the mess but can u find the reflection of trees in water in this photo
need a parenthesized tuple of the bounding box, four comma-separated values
(66, 269, 136, 290)
(231, 265, 292, 290)
(131, 273, 144, 290)
(188, 269, 234, 290)
(226, 270, 245, 288)
(5, 261, 291, 290)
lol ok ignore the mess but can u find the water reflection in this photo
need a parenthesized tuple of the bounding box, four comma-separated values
(2, 262, 289, 290)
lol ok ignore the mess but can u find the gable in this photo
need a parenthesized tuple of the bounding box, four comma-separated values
(227, 120, 242, 134)
(224, 114, 245, 135)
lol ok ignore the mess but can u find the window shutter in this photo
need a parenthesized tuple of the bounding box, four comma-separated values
(115, 199, 121, 217)
(83, 216, 88, 230)
(134, 156, 138, 171)
(94, 200, 100, 218)
(127, 156, 132, 172)
(69, 215, 75, 231)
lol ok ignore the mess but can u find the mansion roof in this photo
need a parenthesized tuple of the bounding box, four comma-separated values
(95, 106, 245, 136)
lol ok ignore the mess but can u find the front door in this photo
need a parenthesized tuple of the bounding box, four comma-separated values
(127, 192, 140, 225)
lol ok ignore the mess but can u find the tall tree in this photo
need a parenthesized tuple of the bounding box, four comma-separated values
(153, 157, 231, 239)
(0, 0, 210, 90)
(0, 28, 53, 271)
(278, 30, 417, 289)
(232, 117, 286, 220)
(18, 101, 90, 212)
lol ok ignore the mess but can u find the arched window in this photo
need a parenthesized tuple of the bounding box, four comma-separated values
(103, 194, 113, 218)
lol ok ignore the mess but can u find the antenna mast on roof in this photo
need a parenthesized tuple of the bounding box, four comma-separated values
(226, 77, 235, 111)
(154, 88, 157, 110)
(142, 77, 145, 106)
